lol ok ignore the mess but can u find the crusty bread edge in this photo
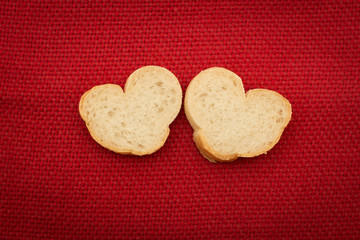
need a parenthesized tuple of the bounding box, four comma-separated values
(193, 130, 238, 162)
(79, 66, 181, 156)
(184, 69, 292, 163)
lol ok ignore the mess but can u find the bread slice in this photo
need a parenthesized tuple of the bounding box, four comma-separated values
(184, 67, 292, 162)
(79, 66, 182, 155)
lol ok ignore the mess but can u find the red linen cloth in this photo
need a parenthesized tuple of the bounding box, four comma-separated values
(1, 1, 359, 239)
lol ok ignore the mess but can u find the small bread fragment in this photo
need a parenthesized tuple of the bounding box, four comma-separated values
(184, 67, 292, 162)
(79, 66, 182, 155)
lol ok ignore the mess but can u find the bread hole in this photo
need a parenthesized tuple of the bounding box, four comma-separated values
(222, 86, 227, 90)
(93, 113, 96, 117)
(210, 103, 215, 108)
(115, 132, 121, 137)
(233, 80, 237, 87)
(121, 122, 126, 127)
(113, 107, 117, 111)
(138, 144, 144, 149)
(157, 107, 164, 113)
(268, 141, 273, 146)
(278, 109, 283, 115)
(156, 81, 163, 87)
(127, 140, 132, 145)
(104, 106, 108, 109)
(200, 93, 208, 98)
(108, 111, 114, 117)
(162, 99, 168, 105)
(86, 111, 89, 116)
(170, 98, 176, 104)
(276, 117, 284, 123)
(171, 88, 176, 94)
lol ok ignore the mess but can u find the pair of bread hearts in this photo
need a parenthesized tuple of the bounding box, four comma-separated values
(79, 66, 292, 162)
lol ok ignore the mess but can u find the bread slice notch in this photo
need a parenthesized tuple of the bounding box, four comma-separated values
(184, 67, 292, 162)
(79, 66, 182, 155)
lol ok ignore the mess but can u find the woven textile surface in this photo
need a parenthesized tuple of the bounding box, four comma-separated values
(1, 1, 359, 239)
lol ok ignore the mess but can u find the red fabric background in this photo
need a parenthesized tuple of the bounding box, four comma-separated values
(1, 1, 359, 239)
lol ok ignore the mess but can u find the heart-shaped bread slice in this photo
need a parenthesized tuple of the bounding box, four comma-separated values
(185, 67, 292, 162)
(79, 66, 182, 155)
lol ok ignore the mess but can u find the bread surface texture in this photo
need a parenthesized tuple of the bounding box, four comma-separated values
(184, 67, 292, 162)
(79, 66, 182, 155)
